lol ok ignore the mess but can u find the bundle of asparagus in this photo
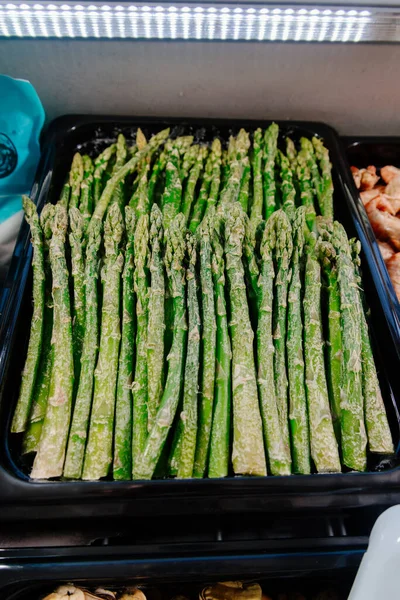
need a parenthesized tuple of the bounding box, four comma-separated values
(12, 124, 394, 481)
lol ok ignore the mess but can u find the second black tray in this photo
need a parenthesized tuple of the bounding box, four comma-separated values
(0, 116, 399, 521)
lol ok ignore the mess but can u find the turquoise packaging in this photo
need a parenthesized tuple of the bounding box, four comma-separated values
(0, 74, 45, 223)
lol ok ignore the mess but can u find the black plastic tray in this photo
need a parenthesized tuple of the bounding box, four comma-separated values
(0, 546, 361, 600)
(1, 116, 400, 521)
(344, 137, 400, 322)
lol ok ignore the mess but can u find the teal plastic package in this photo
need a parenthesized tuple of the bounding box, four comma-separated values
(0, 75, 45, 275)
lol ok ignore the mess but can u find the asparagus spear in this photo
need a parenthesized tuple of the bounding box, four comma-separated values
(131, 214, 150, 471)
(188, 147, 213, 233)
(312, 137, 334, 219)
(243, 216, 262, 320)
(69, 153, 84, 209)
(31, 205, 74, 478)
(204, 138, 222, 212)
(110, 133, 128, 212)
(177, 232, 201, 478)
(300, 138, 323, 216)
(225, 202, 267, 476)
(303, 235, 341, 473)
(162, 148, 183, 232)
(89, 128, 170, 231)
(208, 211, 232, 478)
(93, 144, 117, 208)
(269, 210, 292, 460)
(251, 128, 263, 221)
(148, 149, 168, 206)
(82, 204, 124, 480)
(257, 216, 291, 475)
(58, 178, 71, 208)
(351, 239, 393, 454)
(181, 146, 207, 223)
(332, 222, 367, 471)
(63, 218, 102, 479)
(286, 137, 297, 172)
(318, 239, 342, 443)
(238, 156, 251, 214)
(113, 207, 136, 480)
(278, 150, 296, 222)
(287, 207, 311, 474)
(12, 197, 46, 434)
(147, 205, 165, 431)
(180, 144, 200, 182)
(218, 134, 247, 209)
(79, 155, 94, 228)
(133, 214, 187, 480)
(22, 204, 56, 453)
(193, 213, 217, 478)
(131, 162, 151, 218)
(297, 150, 316, 230)
(69, 207, 86, 382)
(261, 123, 279, 220)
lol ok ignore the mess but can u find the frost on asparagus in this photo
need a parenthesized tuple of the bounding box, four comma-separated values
(225, 202, 266, 477)
(12, 197, 45, 434)
(31, 204, 74, 479)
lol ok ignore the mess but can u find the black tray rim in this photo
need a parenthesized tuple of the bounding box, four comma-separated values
(1, 115, 400, 518)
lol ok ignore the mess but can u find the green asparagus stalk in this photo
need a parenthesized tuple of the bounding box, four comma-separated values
(225, 202, 267, 476)
(262, 123, 279, 220)
(297, 150, 316, 231)
(110, 134, 128, 212)
(147, 205, 165, 431)
(204, 139, 222, 213)
(148, 149, 167, 206)
(113, 207, 136, 480)
(69, 207, 86, 381)
(180, 144, 200, 182)
(318, 239, 342, 443)
(312, 137, 334, 219)
(300, 138, 323, 216)
(238, 156, 251, 214)
(31, 204, 74, 478)
(269, 210, 292, 460)
(22, 204, 56, 453)
(251, 128, 263, 221)
(208, 212, 231, 478)
(58, 178, 71, 208)
(181, 146, 207, 223)
(286, 137, 297, 171)
(188, 147, 213, 233)
(193, 213, 217, 478)
(89, 128, 170, 231)
(133, 214, 187, 480)
(257, 216, 291, 475)
(162, 149, 183, 232)
(93, 144, 117, 208)
(79, 155, 94, 228)
(332, 222, 367, 471)
(131, 162, 151, 218)
(278, 150, 296, 222)
(63, 218, 103, 479)
(82, 204, 124, 480)
(218, 134, 247, 210)
(69, 153, 84, 209)
(131, 213, 150, 472)
(177, 232, 201, 478)
(303, 235, 341, 473)
(351, 239, 393, 454)
(243, 216, 262, 320)
(12, 197, 45, 434)
(287, 207, 311, 474)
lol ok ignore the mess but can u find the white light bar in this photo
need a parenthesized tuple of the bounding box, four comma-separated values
(0, 1, 398, 42)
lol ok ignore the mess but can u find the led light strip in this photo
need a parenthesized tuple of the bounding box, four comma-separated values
(0, 2, 398, 42)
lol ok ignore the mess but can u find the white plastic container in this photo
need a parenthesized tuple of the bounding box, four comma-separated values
(349, 505, 400, 599)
